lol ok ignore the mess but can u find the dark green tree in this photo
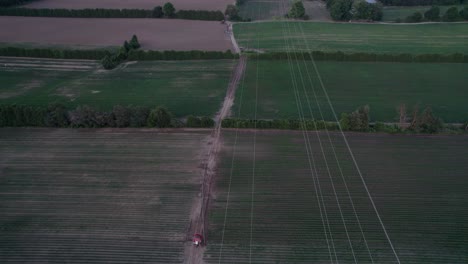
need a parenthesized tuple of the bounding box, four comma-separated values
(152, 6, 164, 18)
(424, 6, 440, 21)
(289, 0, 306, 19)
(442, 6, 460, 21)
(225, 4, 239, 20)
(460, 7, 468, 20)
(330, 0, 353, 21)
(45, 103, 69, 127)
(405, 11, 423, 22)
(147, 106, 172, 128)
(163, 2, 175, 18)
(130, 35, 141, 49)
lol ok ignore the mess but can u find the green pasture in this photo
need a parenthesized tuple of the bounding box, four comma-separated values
(234, 21, 468, 54)
(0, 57, 235, 117)
(232, 59, 468, 122)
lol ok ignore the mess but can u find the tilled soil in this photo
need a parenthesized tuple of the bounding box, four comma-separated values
(0, 17, 233, 51)
(22, 0, 234, 11)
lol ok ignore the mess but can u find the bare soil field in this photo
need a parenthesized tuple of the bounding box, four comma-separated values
(22, 0, 234, 11)
(0, 128, 210, 263)
(0, 17, 233, 51)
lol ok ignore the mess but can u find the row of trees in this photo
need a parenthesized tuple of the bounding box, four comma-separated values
(0, 6, 224, 21)
(255, 51, 468, 63)
(221, 118, 339, 130)
(127, 50, 238, 60)
(0, 47, 238, 61)
(379, 0, 464, 6)
(404, 6, 468, 22)
(0, 0, 36, 7)
(326, 0, 383, 21)
(0, 104, 215, 128)
(222, 105, 456, 134)
(101, 35, 141, 70)
(339, 105, 445, 133)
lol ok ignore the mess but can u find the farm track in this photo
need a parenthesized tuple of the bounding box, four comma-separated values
(0, 129, 210, 263)
(185, 56, 247, 264)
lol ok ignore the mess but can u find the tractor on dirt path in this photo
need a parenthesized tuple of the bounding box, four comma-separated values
(192, 233, 204, 246)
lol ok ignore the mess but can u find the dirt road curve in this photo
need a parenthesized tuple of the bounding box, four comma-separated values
(184, 56, 247, 264)
(0, 17, 233, 51)
(22, 0, 233, 11)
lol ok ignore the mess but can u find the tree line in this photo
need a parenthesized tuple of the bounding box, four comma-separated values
(127, 50, 238, 61)
(326, 0, 383, 21)
(0, 5, 224, 21)
(379, 0, 464, 6)
(404, 5, 468, 22)
(222, 105, 465, 134)
(253, 51, 468, 63)
(0, 46, 238, 61)
(0, 104, 215, 128)
(0, 0, 36, 7)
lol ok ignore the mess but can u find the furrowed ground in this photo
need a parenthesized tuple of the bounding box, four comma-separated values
(232, 60, 468, 122)
(0, 57, 235, 117)
(0, 17, 233, 51)
(0, 128, 211, 263)
(234, 21, 468, 54)
(21, 0, 233, 11)
(205, 130, 468, 263)
(238, 0, 330, 21)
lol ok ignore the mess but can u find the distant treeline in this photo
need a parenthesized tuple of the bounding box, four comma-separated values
(0, 104, 215, 128)
(128, 50, 238, 60)
(253, 51, 468, 63)
(0, 0, 36, 7)
(222, 118, 340, 130)
(379, 0, 465, 6)
(0, 8, 225, 21)
(0, 47, 238, 61)
(223, 105, 467, 134)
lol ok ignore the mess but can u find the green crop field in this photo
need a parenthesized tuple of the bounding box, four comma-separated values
(232, 59, 468, 122)
(205, 130, 468, 263)
(239, 0, 286, 21)
(0, 57, 235, 117)
(234, 21, 468, 54)
(0, 128, 210, 263)
(382, 5, 468, 22)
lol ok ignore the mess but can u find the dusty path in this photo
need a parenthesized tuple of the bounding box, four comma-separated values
(184, 55, 247, 264)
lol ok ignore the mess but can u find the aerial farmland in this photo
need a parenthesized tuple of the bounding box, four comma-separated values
(0, 0, 467, 263)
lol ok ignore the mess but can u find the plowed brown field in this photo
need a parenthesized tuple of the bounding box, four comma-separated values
(0, 17, 233, 51)
(22, 0, 233, 11)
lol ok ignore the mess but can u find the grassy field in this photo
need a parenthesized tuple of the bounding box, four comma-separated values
(205, 130, 468, 263)
(0, 128, 210, 263)
(382, 5, 468, 22)
(234, 21, 468, 54)
(231, 59, 468, 122)
(0, 57, 235, 117)
(239, 0, 286, 21)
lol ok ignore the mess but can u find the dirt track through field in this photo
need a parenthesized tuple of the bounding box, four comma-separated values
(185, 55, 246, 264)
(22, 0, 233, 11)
(0, 17, 233, 51)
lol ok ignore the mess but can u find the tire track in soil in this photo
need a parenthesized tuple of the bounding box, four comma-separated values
(184, 56, 247, 264)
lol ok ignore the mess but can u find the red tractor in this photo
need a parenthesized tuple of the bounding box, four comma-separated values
(192, 233, 204, 246)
